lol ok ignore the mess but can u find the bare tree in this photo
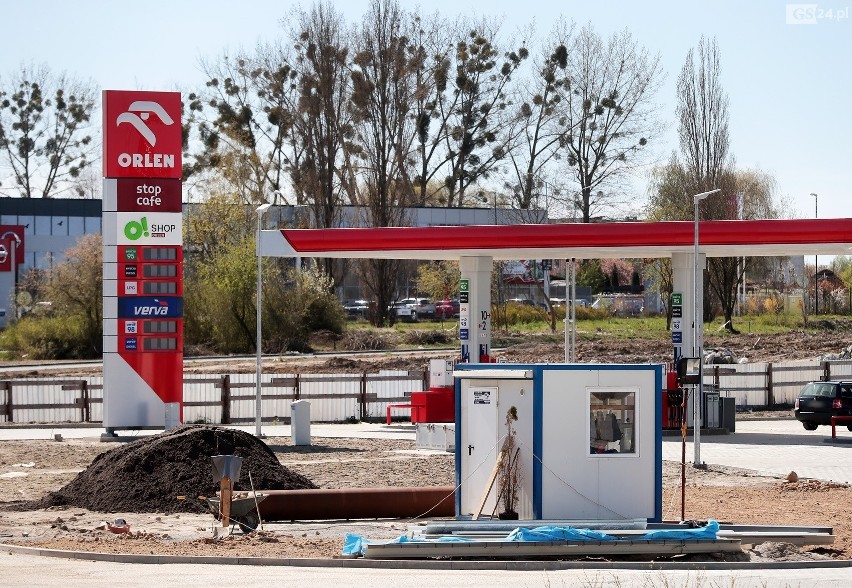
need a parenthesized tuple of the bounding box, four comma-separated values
(0, 64, 96, 198)
(504, 20, 577, 211)
(349, 0, 420, 324)
(408, 11, 455, 205)
(706, 169, 780, 329)
(559, 25, 663, 222)
(188, 2, 354, 292)
(676, 35, 740, 329)
(286, 1, 355, 230)
(648, 158, 781, 331)
(440, 20, 528, 206)
(677, 36, 729, 189)
(187, 47, 294, 205)
(349, 0, 418, 225)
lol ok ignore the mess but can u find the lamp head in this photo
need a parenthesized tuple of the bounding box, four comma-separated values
(256, 203, 273, 214)
(693, 188, 720, 203)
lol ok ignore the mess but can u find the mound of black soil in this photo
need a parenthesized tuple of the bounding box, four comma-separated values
(32, 426, 317, 514)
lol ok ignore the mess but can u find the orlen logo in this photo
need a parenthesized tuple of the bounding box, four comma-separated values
(118, 101, 174, 146)
(133, 299, 170, 316)
(103, 91, 181, 179)
(116, 101, 175, 170)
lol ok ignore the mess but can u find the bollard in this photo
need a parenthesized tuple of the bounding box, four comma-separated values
(164, 402, 181, 430)
(291, 400, 311, 446)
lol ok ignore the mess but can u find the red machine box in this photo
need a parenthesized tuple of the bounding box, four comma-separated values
(411, 386, 455, 424)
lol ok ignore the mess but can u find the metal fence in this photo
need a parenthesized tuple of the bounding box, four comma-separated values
(1, 370, 426, 425)
(4, 360, 852, 425)
(709, 359, 852, 406)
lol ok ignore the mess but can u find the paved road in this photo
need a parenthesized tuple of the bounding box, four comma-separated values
(662, 419, 852, 484)
(1, 552, 851, 587)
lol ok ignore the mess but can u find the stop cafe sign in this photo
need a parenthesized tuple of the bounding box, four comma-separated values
(102, 90, 182, 179)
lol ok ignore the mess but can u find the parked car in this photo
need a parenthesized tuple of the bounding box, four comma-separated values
(434, 299, 460, 319)
(390, 297, 435, 321)
(548, 298, 588, 309)
(508, 297, 535, 306)
(592, 295, 644, 317)
(794, 381, 852, 430)
(342, 299, 370, 320)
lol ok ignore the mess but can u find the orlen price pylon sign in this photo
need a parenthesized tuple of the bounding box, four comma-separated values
(102, 91, 183, 432)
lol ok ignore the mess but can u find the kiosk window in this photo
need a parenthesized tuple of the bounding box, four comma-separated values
(589, 390, 636, 455)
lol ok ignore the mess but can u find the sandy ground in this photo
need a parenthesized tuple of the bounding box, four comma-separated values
(2, 326, 851, 561)
(0, 434, 848, 561)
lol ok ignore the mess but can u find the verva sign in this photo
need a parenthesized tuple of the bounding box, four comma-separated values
(103, 90, 182, 179)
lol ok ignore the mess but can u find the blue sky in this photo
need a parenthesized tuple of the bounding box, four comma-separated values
(2, 0, 849, 221)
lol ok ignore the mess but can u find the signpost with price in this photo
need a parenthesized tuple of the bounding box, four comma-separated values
(671, 292, 684, 362)
(459, 259, 492, 363)
(102, 90, 183, 433)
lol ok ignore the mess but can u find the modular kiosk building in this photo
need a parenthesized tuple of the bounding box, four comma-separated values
(453, 363, 663, 522)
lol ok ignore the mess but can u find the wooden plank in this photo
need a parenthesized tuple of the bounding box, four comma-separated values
(9, 403, 85, 410)
(187, 377, 231, 384)
(9, 379, 92, 387)
(471, 449, 506, 521)
(220, 477, 232, 528)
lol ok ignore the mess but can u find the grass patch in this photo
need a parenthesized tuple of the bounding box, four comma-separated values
(337, 312, 852, 352)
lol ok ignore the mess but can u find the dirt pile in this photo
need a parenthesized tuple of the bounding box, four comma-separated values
(779, 479, 850, 493)
(29, 426, 316, 514)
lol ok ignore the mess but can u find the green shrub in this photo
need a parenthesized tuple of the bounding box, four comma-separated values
(304, 294, 346, 334)
(575, 306, 612, 321)
(2, 315, 94, 359)
(503, 302, 548, 325)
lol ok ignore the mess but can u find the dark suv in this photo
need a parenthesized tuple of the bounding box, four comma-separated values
(794, 381, 852, 431)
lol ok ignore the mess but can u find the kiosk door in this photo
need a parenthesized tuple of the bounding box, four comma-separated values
(460, 386, 498, 515)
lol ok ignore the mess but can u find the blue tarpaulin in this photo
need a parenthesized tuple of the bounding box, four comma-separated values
(506, 526, 617, 542)
(341, 521, 720, 556)
(343, 533, 475, 556)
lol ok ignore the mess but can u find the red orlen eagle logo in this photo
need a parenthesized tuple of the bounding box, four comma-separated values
(103, 91, 181, 179)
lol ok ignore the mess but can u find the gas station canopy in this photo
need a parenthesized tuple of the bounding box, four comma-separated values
(262, 218, 852, 261)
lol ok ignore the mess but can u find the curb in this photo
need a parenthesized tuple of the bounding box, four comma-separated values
(4, 542, 852, 571)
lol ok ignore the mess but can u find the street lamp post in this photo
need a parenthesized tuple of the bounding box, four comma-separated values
(693, 188, 720, 467)
(255, 203, 273, 438)
(811, 193, 818, 316)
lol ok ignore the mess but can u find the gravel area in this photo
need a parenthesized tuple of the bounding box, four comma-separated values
(0, 433, 848, 562)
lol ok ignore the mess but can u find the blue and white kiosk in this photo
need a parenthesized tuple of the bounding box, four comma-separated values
(453, 363, 663, 522)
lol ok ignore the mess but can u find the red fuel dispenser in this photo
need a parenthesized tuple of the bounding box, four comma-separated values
(411, 359, 456, 423)
(662, 371, 684, 429)
(386, 359, 456, 425)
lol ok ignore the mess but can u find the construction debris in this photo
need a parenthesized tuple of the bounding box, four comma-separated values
(23, 426, 316, 514)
